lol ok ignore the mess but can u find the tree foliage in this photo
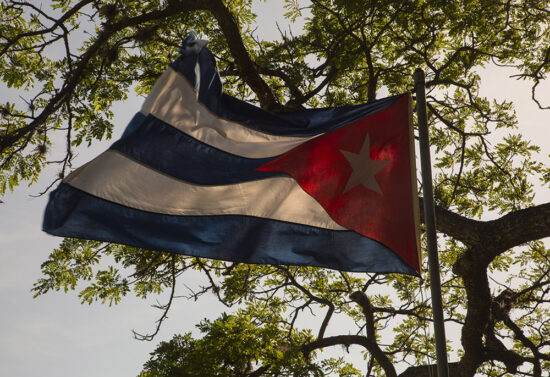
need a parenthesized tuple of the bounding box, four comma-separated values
(3, 0, 550, 376)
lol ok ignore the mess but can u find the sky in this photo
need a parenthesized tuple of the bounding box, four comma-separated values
(1, 2, 549, 377)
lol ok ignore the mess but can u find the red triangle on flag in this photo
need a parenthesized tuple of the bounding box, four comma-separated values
(256, 95, 420, 272)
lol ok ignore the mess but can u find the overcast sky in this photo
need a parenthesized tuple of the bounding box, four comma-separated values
(1, 2, 549, 377)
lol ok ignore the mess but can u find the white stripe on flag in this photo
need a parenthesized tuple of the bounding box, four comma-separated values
(141, 68, 317, 158)
(65, 150, 346, 230)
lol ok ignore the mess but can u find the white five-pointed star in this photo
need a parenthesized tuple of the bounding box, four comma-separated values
(340, 134, 391, 194)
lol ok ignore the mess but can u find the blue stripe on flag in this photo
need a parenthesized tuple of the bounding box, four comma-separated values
(217, 93, 402, 136)
(44, 183, 416, 275)
(170, 39, 403, 137)
(111, 114, 283, 185)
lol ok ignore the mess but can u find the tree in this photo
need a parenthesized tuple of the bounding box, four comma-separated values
(2, 0, 550, 376)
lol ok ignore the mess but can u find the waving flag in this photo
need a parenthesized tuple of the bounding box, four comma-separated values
(43, 35, 421, 275)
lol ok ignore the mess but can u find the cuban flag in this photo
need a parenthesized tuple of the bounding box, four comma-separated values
(43, 35, 421, 275)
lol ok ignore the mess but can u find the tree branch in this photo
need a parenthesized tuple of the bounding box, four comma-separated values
(350, 291, 397, 377)
(204, 0, 283, 111)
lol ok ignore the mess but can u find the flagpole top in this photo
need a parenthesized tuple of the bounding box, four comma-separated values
(413, 69, 425, 85)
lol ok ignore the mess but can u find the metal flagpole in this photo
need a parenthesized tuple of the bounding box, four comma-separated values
(414, 68, 450, 377)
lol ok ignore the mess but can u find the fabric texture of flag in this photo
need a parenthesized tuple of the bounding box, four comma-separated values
(43, 34, 421, 275)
